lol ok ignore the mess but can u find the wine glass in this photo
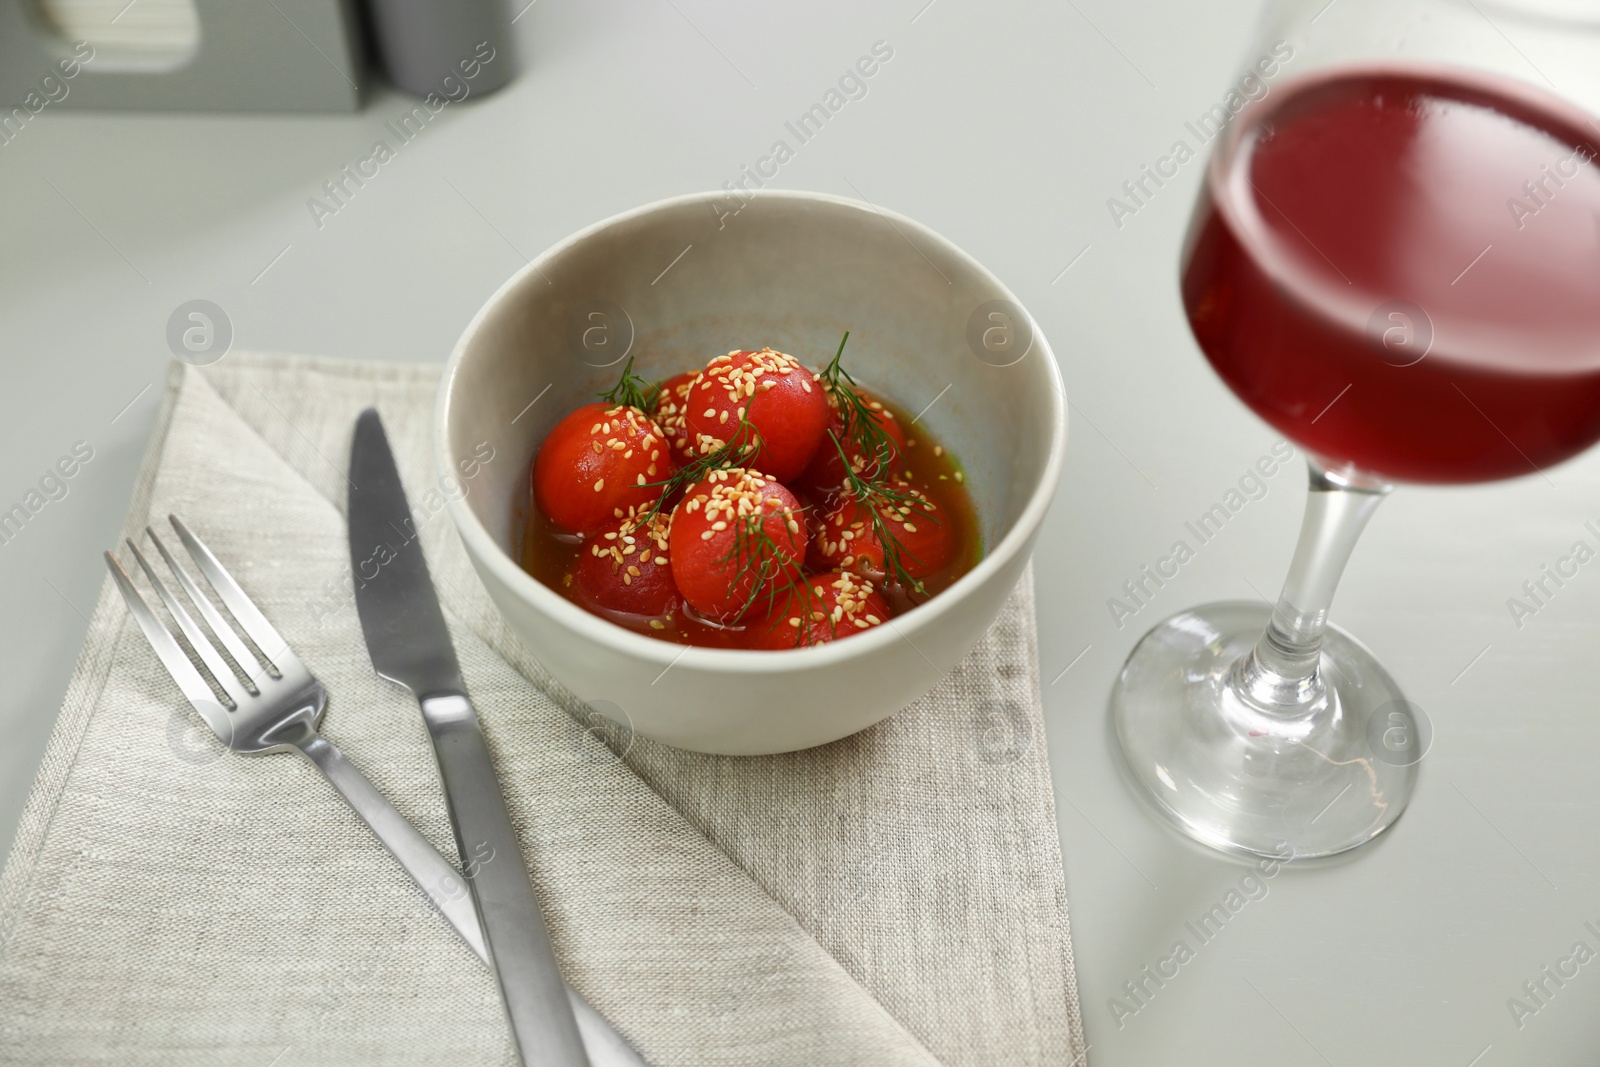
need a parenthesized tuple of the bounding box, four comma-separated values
(1112, 0, 1600, 858)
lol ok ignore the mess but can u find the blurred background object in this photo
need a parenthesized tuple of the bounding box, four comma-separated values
(0, 0, 518, 112)
(0, 0, 364, 110)
(364, 0, 517, 98)
(33, 0, 201, 73)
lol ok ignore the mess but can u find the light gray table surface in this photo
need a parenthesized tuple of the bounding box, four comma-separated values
(4, 2, 1598, 1064)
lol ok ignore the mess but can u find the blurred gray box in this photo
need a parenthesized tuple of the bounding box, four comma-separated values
(0, 0, 364, 112)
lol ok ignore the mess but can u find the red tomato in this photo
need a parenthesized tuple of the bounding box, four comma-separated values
(652, 370, 700, 468)
(745, 570, 892, 649)
(573, 512, 677, 617)
(532, 402, 670, 535)
(682, 348, 828, 482)
(668, 468, 805, 619)
(811, 482, 954, 581)
(799, 383, 907, 496)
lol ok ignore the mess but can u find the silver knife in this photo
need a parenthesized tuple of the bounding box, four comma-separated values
(348, 406, 592, 1067)
(407, 854, 645, 1067)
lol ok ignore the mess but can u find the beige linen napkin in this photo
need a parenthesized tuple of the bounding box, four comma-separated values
(0, 355, 1085, 1067)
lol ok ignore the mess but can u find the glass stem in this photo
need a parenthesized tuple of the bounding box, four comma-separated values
(1232, 459, 1392, 712)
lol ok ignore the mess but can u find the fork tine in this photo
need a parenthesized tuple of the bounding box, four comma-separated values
(147, 526, 269, 688)
(168, 515, 297, 671)
(126, 538, 250, 708)
(105, 551, 234, 741)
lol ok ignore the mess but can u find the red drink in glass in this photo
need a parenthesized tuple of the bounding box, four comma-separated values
(1184, 66, 1600, 483)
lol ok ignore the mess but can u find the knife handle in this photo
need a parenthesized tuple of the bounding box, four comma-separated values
(421, 694, 590, 1067)
(291, 727, 645, 1065)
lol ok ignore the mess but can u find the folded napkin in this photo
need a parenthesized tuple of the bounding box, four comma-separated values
(0, 355, 1085, 1066)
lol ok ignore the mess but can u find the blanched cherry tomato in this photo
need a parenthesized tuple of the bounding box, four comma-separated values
(745, 570, 892, 649)
(573, 512, 676, 617)
(810, 482, 953, 581)
(533, 402, 670, 535)
(668, 468, 805, 619)
(682, 348, 828, 482)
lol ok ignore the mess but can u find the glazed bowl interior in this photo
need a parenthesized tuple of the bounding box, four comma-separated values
(441, 189, 1064, 678)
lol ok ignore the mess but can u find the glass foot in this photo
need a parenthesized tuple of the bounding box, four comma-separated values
(1112, 601, 1421, 860)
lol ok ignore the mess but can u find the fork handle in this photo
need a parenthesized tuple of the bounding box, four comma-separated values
(285, 727, 645, 1066)
(289, 728, 490, 960)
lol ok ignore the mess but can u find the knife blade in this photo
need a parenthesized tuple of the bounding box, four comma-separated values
(348, 406, 592, 1067)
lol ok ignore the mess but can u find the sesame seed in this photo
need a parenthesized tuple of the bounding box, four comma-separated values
(649, 619, 665, 630)
(954, 471, 964, 482)
(655, 556, 668, 565)
(594, 479, 605, 491)
(934, 445, 944, 457)
(636, 474, 646, 485)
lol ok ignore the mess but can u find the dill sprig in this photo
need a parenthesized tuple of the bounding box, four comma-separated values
(827, 431, 937, 597)
(817, 331, 937, 597)
(819, 331, 897, 481)
(632, 408, 765, 525)
(597, 355, 656, 413)
(719, 504, 816, 630)
(717, 511, 838, 648)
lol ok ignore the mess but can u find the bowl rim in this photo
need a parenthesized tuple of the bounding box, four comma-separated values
(435, 188, 1068, 673)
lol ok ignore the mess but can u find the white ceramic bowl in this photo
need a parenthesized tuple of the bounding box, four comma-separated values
(437, 190, 1066, 754)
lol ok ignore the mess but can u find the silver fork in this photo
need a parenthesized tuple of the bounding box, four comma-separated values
(106, 516, 645, 1066)
(106, 515, 490, 956)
